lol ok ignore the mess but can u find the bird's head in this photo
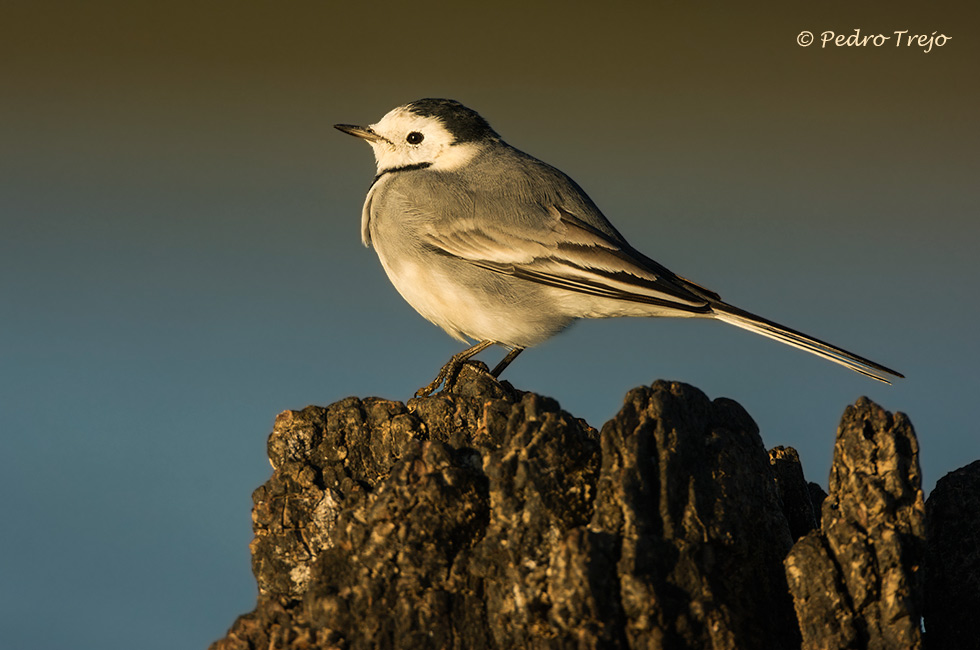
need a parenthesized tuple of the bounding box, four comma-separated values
(335, 98, 500, 174)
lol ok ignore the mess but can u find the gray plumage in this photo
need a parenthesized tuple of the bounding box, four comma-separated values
(336, 99, 902, 395)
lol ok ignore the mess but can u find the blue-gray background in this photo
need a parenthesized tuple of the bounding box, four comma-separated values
(2, 2, 977, 648)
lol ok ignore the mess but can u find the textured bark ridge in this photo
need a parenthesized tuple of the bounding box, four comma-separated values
(783, 398, 926, 650)
(211, 368, 968, 650)
(924, 460, 980, 650)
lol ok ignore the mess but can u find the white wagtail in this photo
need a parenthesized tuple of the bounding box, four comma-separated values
(336, 99, 902, 396)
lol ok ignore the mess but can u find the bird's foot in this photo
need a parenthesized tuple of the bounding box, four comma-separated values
(414, 359, 460, 398)
(414, 340, 497, 398)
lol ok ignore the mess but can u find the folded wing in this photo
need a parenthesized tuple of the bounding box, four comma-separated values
(421, 204, 713, 314)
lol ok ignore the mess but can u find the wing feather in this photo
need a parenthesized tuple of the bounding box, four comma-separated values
(420, 203, 711, 312)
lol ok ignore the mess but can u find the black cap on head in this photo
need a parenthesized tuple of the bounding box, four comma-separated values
(406, 98, 500, 144)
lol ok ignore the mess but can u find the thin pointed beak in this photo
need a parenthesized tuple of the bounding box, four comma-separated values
(334, 124, 390, 144)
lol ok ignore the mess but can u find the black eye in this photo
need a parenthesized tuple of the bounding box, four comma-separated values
(406, 131, 424, 145)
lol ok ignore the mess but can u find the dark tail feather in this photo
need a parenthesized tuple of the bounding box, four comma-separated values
(710, 302, 904, 384)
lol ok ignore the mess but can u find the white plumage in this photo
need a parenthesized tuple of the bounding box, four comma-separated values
(336, 99, 902, 395)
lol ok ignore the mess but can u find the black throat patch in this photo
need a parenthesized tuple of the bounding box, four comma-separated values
(370, 161, 433, 188)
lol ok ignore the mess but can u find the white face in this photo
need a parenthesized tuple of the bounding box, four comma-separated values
(365, 106, 480, 173)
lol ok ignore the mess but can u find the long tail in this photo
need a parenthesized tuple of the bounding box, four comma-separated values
(710, 302, 904, 384)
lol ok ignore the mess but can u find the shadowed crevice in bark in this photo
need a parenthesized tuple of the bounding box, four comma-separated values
(210, 366, 961, 650)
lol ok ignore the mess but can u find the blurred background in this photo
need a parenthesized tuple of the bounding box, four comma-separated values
(1, 1, 977, 648)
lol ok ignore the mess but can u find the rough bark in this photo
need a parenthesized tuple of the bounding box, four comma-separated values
(784, 397, 926, 650)
(211, 369, 941, 650)
(924, 460, 980, 650)
(769, 445, 821, 541)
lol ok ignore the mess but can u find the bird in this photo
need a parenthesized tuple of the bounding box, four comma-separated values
(334, 98, 903, 397)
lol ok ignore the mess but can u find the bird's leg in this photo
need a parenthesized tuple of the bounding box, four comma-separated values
(415, 340, 495, 398)
(490, 347, 524, 378)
